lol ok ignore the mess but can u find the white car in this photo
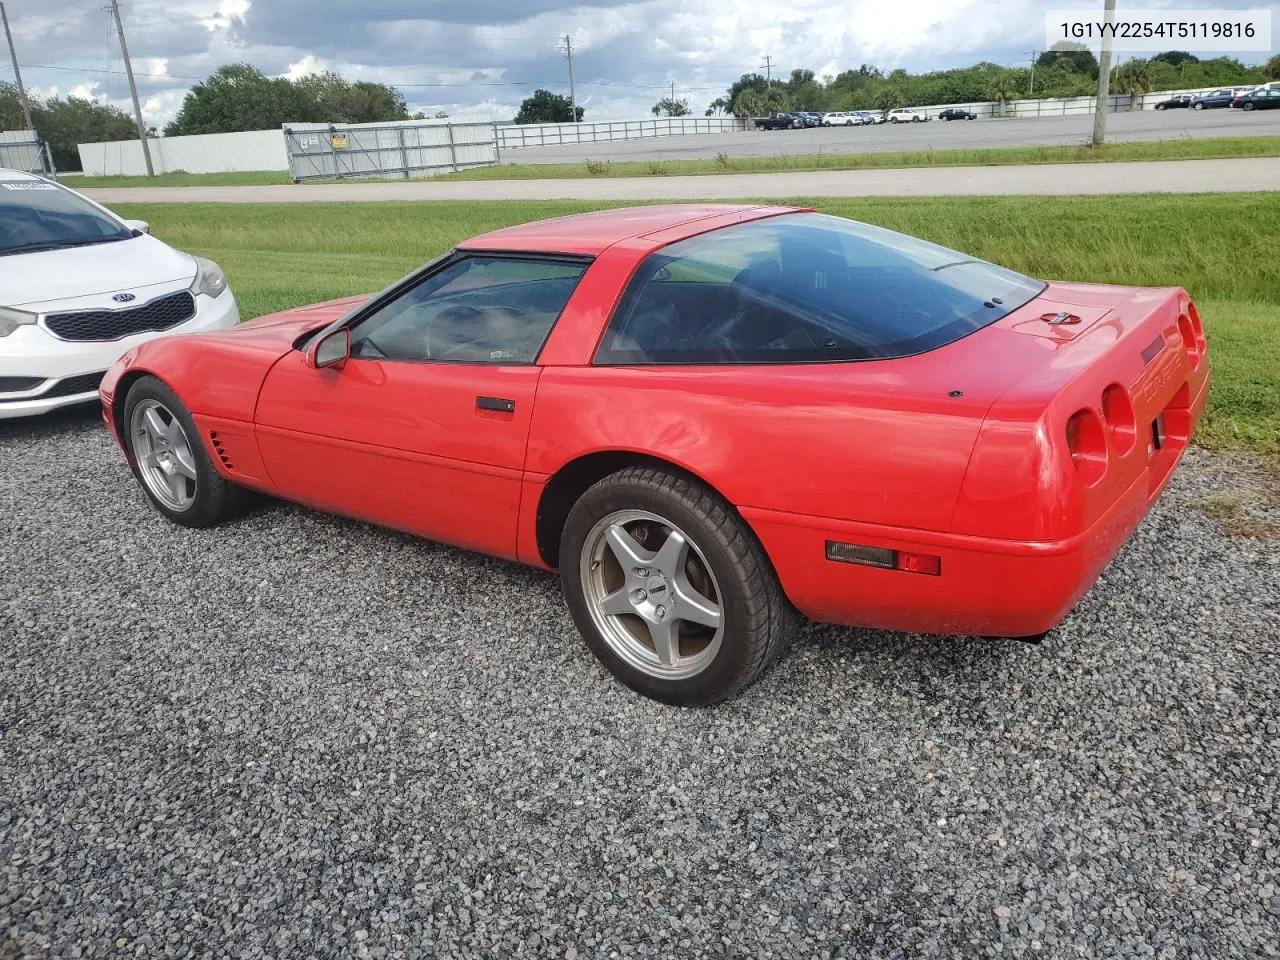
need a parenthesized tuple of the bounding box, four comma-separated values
(887, 108, 930, 123)
(822, 112, 859, 126)
(0, 170, 238, 419)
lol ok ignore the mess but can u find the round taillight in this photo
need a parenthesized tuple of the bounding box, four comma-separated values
(1101, 383, 1136, 456)
(1187, 301, 1207, 350)
(1065, 408, 1108, 486)
(1178, 314, 1201, 368)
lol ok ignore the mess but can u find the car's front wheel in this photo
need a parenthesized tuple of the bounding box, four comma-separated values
(1243, 101, 1255, 111)
(1194, 102, 1204, 110)
(123, 375, 246, 528)
(561, 466, 794, 706)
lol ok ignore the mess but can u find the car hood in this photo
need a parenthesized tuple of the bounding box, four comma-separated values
(236, 294, 372, 339)
(2, 235, 196, 307)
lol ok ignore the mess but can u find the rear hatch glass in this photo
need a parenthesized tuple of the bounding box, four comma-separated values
(596, 212, 1045, 364)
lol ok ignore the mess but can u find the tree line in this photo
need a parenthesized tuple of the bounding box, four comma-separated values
(0, 64, 418, 171)
(706, 48, 1277, 117)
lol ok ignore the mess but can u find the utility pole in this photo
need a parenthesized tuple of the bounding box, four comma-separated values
(1024, 50, 1039, 97)
(1091, 0, 1116, 147)
(0, 2, 34, 130)
(761, 54, 773, 82)
(110, 0, 154, 175)
(562, 34, 577, 123)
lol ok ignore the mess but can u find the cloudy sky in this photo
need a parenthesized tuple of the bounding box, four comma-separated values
(4, 0, 1276, 128)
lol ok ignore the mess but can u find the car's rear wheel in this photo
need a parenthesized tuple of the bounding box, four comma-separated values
(1156, 104, 1166, 110)
(123, 375, 246, 528)
(561, 466, 795, 706)
(1194, 102, 1204, 110)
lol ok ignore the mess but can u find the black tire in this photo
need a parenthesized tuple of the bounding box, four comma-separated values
(122, 375, 248, 528)
(1243, 101, 1255, 111)
(1156, 104, 1165, 111)
(560, 466, 796, 706)
(1194, 102, 1204, 110)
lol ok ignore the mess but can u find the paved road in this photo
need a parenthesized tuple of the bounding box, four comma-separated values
(505, 109, 1280, 164)
(84, 157, 1280, 204)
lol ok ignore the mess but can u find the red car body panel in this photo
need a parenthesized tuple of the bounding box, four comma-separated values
(100, 205, 1209, 638)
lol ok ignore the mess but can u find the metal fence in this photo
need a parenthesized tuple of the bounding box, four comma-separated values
(498, 117, 748, 150)
(285, 120, 499, 182)
(0, 130, 54, 175)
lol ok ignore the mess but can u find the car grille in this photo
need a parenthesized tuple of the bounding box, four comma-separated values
(0, 375, 44, 393)
(43, 291, 196, 342)
(41, 372, 106, 399)
(0, 371, 105, 403)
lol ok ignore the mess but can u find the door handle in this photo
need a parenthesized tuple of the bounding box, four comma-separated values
(476, 396, 515, 413)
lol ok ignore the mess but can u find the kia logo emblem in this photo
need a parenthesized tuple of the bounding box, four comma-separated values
(112, 293, 137, 303)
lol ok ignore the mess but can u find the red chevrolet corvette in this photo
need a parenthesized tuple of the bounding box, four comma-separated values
(100, 205, 1208, 705)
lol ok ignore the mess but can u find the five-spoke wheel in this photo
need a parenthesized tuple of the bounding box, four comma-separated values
(130, 398, 199, 512)
(562, 466, 795, 706)
(581, 509, 725, 681)
(122, 375, 248, 528)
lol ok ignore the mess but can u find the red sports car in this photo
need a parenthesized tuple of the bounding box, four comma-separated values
(100, 205, 1209, 705)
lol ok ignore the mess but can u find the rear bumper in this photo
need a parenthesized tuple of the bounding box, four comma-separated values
(746, 374, 1208, 638)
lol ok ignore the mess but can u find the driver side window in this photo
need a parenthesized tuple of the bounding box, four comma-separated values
(350, 255, 587, 364)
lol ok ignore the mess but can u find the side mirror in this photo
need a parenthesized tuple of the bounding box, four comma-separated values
(122, 218, 149, 235)
(306, 328, 350, 369)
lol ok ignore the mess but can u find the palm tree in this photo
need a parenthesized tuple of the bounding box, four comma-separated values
(984, 71, 1019, 118)
(1115, 60, 1152, 110)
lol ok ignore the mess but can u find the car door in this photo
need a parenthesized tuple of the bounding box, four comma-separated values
(253, 253, 590, 559)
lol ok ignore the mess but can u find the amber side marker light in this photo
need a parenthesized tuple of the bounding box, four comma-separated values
(825, 541, 942, 576)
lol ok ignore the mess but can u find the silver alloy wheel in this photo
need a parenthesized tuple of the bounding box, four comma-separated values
(130, 398, 198, 511)
(580, 509, 725, 681)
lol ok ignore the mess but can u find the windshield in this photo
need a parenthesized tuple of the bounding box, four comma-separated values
(595, 212, 1046, 365)
(0, 179, 133, 256)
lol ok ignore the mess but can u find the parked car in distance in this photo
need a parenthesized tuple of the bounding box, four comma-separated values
(822, 111, 859, 126)
(862, 111, 886, 124)
(0, 169, 238, 419)
(1153, 94, 1194, 110)
(1233, 88, 1280, 110)
(888, 108, 930, 123)
(1191, 89, 1237, 109)
(938, 108, 978, 120)
(100, 204, 1209, 706)
(755, 112, 799, 130)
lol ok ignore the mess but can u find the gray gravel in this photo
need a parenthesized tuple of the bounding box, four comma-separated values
(2, 407, 1277, 959)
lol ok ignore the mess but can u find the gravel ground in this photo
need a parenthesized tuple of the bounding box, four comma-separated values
(2, 408, 1277, 959)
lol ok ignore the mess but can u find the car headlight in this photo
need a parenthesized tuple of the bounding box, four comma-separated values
(189, 256, 228, 299)
(0, 305, 38, 338)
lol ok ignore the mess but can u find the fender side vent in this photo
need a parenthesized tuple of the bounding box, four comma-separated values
(208, 431, 235, 471)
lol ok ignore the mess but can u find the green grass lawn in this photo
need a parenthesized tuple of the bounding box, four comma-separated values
(63, 135, 1280, 188)
(110, 193, 1279, 452)
(440, 135, 1280, 181)
(62, 170, 292, 188)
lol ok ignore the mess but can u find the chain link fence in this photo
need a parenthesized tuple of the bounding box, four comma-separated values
(0, 130, 54, 176)
(284, 121, 498, 182)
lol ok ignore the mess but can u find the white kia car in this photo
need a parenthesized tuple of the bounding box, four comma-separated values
(0, 170, 238, 419)
(887, 108, 930, 123)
